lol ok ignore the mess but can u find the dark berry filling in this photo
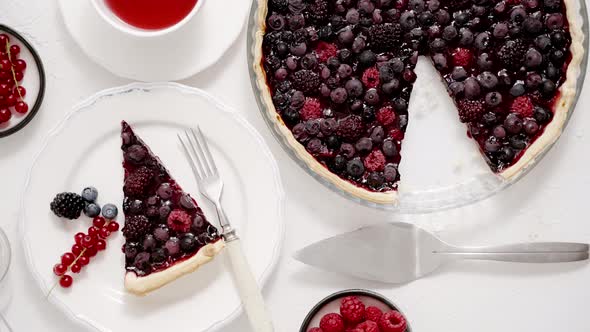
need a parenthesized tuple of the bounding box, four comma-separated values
(262, 0, 573, 191)
(120, 122, 221, 277)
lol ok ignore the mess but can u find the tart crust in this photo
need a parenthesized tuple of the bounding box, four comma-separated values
(125, 239, 225, 296)
(251, 0, 584, 204)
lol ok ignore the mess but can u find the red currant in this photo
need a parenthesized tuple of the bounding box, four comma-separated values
(0, 60, 10, 72)
(9, 45, 19, 57)
(78, 256, 89, 266)
(93, 216, 106, 228)
(14, 59, 26, 72)
(107, 221, 120, 232)
(99, 227, 111, 239)
(61, 252, 75, 266)
(0, 53, 6, 61)
(85, 246, 98, 257)
(5, 94, 16, 107)
(53, 263, 67, 276)
(0, 71, 9, 80)
(15, 85, 25, 97)
(71, 244, 83, 256)
(14, 71, 23, 82)
(88, 226, 100, 237)
(14, 101, 28, 114)
(96, 239, 107, 251)
(81, 235, 95, 248)
(0, 84, 8, 96)
(59, 275, 73, 288)
(0, 108, 10, 123)
(74, 232, 85, 246)
(70, 264, 82, 273)
(0, 34, 9, 48)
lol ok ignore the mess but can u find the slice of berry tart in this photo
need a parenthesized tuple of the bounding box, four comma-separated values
(252, 0, 583, 204)
(120, 121, 224, 295)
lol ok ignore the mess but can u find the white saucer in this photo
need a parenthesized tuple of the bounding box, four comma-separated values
(20, 83, 284, 332)
(57, 1, 250, 81)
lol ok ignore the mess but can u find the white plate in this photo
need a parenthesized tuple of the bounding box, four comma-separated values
(20, 83, 284, 332)
(57, 0, 250, 81)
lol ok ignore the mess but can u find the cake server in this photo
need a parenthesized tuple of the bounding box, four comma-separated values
(294, 222, 589, 283)
(179, 127, 274, 332)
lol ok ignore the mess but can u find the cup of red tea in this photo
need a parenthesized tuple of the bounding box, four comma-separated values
(91, 0, 204, 37)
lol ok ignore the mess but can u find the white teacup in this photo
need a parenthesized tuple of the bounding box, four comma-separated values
(91, 0, 204, 37)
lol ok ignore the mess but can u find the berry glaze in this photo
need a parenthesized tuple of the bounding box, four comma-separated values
(261, 0, 573, 192)
(105, 0, 198, 30)
(120, 121, 221, 277)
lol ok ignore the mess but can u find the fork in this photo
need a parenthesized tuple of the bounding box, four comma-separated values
(179, 127, 274, 332)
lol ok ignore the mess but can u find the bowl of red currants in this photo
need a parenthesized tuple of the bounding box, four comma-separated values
(0, 24, 45, 138)
(300, 289, 411, 332)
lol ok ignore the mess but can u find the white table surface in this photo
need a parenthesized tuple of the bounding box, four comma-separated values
(1, 1, 590, 331)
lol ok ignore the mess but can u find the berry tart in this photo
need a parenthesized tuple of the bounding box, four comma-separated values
(120, 121, 224, 295)
(252, 0, 583, 204)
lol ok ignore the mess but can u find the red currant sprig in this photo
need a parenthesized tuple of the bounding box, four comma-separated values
(0, 33, 28, 124)
(50, 217, 119, 292)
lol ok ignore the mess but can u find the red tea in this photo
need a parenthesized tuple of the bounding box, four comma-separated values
(105, 0, 199, 30)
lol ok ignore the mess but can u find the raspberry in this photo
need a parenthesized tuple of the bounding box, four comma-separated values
(355, 321, 380, 332)
(308, 329, 324, 332)
(511, 96, 534, 118)
(457, 99, 485, 123)
(369, 23, 402, 52)
(320, 313, 345, 332)
(364, 150, 386, 172)
(376, 106, 396, 126)
(167, 209, 192, 233)
(316, 42, 338, 63)
(378, 311, 407, 332)
(389, 129, 404, 141)
(497, 39, 527, 69)
(122, 215, 151, 240)
(340, 296, 366, 324)
(300, 97, 323, 121)
(293, 70, 321, 93)
(362, 67, 380, 89)
(452, 48, 473, 68)
(337, 115, 365, 142)
(365, 306, 384, 323)
(124, 167, 153, 197)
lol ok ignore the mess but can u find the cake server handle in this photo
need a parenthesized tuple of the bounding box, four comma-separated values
(226, 238, 274, 332)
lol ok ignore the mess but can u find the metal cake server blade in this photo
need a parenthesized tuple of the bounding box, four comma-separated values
(294, 222, 589, 283)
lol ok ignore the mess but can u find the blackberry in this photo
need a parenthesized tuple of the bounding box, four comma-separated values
(124, 167, 153, 197)
(457, 99, 485, 123)
(122, 215, 152, 241)
(307, 0, 329, 24)
(269, 0, 288, 12)
(497, 39, 527, 69)
(292, 70, 320, 93)
(368, 24, 402, 52)
(50, 192, 86, 220)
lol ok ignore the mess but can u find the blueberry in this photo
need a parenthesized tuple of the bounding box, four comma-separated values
(459, 28, 474, 46)
(454, 11, 470, 26)
(482, 112, 498, 125)
(346, 8, 360, 24)
(474, 32, 490, 50)
(493, 22, 509, 39)
(165, 237, 180, 256)
(338, 27, 355, 45)
(102, 203, 118, 219)
(435, 10, 450, 25)
(400, 11, 417, 30)
(143, 235, 157, 252)
(477, 53, 493, 70)
(383, 164, 398, 182)
(504, 113, 523, 134)
(330, 87, 348, 104)
(524, 119, 540, 135)
(157, 183, 173, 199)
(484, 136, 501, 152)
(432, 53, 448, 70)
(525, 73, 543, 89)
(378, 64, 395, 82)
(485, 92, 503, 107)
(442, 26, 458, 41)
(546, 14, 564, 30)
(367, 172, 385, 188)
(288, 13, 305, 30)
(306, 138, 323, 154)
(346, 158, 365, 178)
(151, 248, 168, 264)
(544, 0, 561, 11)
(125, 242, 139, 260)
(364, 89, 380, 105)
(159, 204, 172, 220)
(338, 64, 353, 78)
(510, 7, 527, 23)
(283, 108, 300, 124)
(464, 77, 481, 99)
(192, 214, 206, 231)
(449, 82, 465, 96)
(327, 57, 341, 70)
(321, 118, 338, 135)
(370, 126, 386, 144)
(428, 0, 440, 11)
(276, 42, 289, 57)
(332, 155, 347, 171)
(509, 135, 527, 149)
(129, 199, 143, 215)
(382, 139, 398, 157)
(339, 49, 352, 63)
(525, 48, 543, 68)
(352, 37, 366, 53)
(550, 49, 566, 64)
(301, 54, 318, 70)
(418, 11, 434, 25)
(494, 1, 507, 14)
(340, 143, 356, 158)
(535, 35, 552, 52)
(541, 79, 556, 96)
(429, 38, 446, 52)
(510, 83, 526, 97)
(327, 136, 341, 150)
(350, 99, 364, 112)
(477, 71, 498, 90)
(409, 0, 425, 11)
(81, 187, 98, 202)
(382, 80, 400, 94)
(551, 31, 567, 47)
(451, 67, 468, 81)
(497, 69, 512, 86)
(523, 0, 539, 8)
(524, 17, 543, 34)
(304, 120, 321, 136)
(493, 125, 507, 139)
(534, 106, 551, 123)
(355, 137, 373, 153)
(320, 66, 331, 80)
(126, 145, 147, 164)
(373, 9, 383, 23)
(180, 233, 197, 252)
(133, 252, 151, 270)
(471, 5, 487, 17)
(84, 203, 101, 218)
(359, 50, 377, 67)
(359, 0, 375, 14)
(393, 98, 408, 112)
(498, 146, 515, 162)
(390, 58, 404, 73)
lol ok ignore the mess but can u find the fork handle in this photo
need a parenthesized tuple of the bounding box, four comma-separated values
(226, 239, 274, 332)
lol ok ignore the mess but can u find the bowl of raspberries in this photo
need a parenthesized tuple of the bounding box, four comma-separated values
(300, 289, 410, 332)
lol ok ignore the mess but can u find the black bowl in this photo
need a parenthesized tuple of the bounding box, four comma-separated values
(300, 289, 412, 332)
(0, 24, 45, 138)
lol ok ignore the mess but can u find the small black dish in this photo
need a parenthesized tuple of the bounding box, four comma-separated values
(0, 24, 45, 138)
(300, 289, 412, 332)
